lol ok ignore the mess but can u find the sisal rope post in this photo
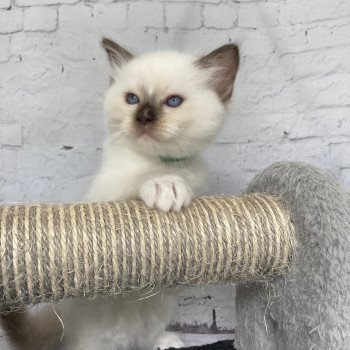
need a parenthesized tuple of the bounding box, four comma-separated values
(0, 194, 296, 306)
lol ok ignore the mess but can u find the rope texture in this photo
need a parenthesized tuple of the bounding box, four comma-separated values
(0, 194, 296, 306)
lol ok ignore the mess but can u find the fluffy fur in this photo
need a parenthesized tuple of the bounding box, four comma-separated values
(1, 39, 239, 350)
(88, 41, 239, 210)
(236, 162, 350, 349)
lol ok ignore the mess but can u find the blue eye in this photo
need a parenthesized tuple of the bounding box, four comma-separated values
(165, 96, 183, 108)
(126, 93, 139, 105)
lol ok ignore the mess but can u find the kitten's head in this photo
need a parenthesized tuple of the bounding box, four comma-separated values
(102, 38, 239, 157)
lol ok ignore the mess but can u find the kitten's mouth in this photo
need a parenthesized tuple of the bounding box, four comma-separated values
(137, 125, 158, 142)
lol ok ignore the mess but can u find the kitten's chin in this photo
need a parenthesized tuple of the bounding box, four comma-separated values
(137, 133, 157, 145)
(132, 132, 161, 154)
(136, 128, 159, 144)
(131, 133, 174, 157)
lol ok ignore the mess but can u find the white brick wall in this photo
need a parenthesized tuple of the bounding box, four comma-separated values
(128, 1, 164, 28)
(0, 0, 11, 9)
(0, 9, 23, 33)
(0, 124, 22, 146)
(166, 2, 202, 29)
(203, 4, 237, 29)
(0, 35, 10, 61)
(238, 3, 279, 28)
(23, 7, 57, 31)
(1, 0, 350, 341)
(16, 0, 78, 6)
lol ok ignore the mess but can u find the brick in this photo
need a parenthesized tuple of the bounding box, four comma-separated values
(154, 28, 230, 52)
(21, 176, 90, 202)
(234, 78, 298, 115)
(15, 0, 78, 6)
(165, 3, 202, 29)
(313, 74, 350, 108)
(217, 113, 296, 144)
(340, 168, 350, 188)
(85, 0, 114, 2)
(0, 10, 23, 34)
(203, 4, 237, 29)
(279, 46, 350, 80)
(208, 138, 329, 179)
(330, 143, 350, 168)
(6, 31, 58, 62)
(58, 4, 92, 33)
(0, 180, 23, 203)
(161, 0, 221, 3)
(0, 0, 11, 9)
(238, 3, 279, 28)
(239, 30, 274, 55)
(91, 3, 128, 33)
(306, 22, 350, 50)
(56, 5, 95, 59)
(288, 112, 350, 140)
(0, 124, 22, 147)
(24, 7, 57, 32)
(128, 2, 164, 28)
(0, 149, 18, 175)
(279, 0, 350, 25)
(239, 71, 350, 115)
(0, 35, 10, 62)
(277, 21, 350, 54)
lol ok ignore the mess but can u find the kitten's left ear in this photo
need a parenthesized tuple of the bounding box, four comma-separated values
(101, 37, 134, 69)
(196, 44, 240, 103)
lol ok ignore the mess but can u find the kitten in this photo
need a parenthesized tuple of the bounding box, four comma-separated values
(1, 39, 239, 350)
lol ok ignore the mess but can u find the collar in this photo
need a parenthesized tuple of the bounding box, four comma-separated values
(159, 156, 189, 164)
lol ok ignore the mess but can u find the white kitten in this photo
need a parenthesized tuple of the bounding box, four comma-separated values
(88, 39, 239, 212)
(1, 39, 239, 350)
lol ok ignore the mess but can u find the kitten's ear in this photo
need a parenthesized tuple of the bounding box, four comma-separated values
(101, 37, 134, 69)
(196, 44, 240, 103)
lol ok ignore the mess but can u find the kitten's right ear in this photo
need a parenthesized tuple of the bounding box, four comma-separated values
(101, 37, 134, 69)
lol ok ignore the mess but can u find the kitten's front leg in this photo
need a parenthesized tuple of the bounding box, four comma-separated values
(139, 175, 193, 212)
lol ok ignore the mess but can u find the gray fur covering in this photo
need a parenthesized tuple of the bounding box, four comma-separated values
(235, 162, 350, 350)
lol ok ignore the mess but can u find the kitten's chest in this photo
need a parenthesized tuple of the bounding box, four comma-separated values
(88, 149, 163, 201)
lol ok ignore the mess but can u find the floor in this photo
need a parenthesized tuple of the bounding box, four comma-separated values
(0, 330, 234, 349)
(178, 333, 235, 347)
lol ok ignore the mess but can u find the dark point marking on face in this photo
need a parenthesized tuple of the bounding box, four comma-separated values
(196, 43, 240, 103)
(135, 102, 160, 126)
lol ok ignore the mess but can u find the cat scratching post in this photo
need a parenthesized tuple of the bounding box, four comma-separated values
(235, 162, 350, 350)
(0, 194, 296, 306)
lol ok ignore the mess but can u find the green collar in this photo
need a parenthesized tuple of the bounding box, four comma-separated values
(159, 156, 189, 164)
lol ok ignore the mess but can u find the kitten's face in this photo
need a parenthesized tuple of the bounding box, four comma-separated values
(103, 39, 239, 157)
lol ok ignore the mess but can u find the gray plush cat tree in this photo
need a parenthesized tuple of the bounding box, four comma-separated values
(235, 162, 350, 350)
(0, 162, 349, 349)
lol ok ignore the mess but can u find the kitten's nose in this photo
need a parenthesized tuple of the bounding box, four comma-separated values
(136, 105, 156, 125)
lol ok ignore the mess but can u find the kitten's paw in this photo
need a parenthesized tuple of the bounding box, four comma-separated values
(139, 175, 192, 212)
(154, 332, 185, 349)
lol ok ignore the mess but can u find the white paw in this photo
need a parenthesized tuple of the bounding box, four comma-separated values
(139, 175, 192, 212)
(154, 332, 185, 349)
